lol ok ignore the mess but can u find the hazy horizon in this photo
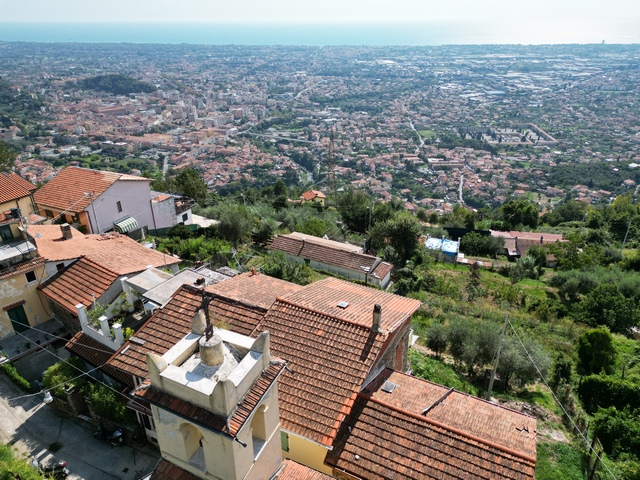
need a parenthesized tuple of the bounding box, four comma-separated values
(2, 21, 640, 46)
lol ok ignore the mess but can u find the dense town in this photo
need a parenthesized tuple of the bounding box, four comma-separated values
(1, 42, 640, 480)
(2, 43, 640, 210)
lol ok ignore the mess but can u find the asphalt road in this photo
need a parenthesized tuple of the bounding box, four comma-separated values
(0, 374, 160, 480)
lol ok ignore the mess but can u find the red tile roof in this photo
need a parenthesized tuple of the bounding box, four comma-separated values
(206, 271, 302, 310)
(65, 331, 132, 386)
(33, 166, 149, 213)
(106, 285, 202, 381)
(270, 234, 383, 273)
(301, 190, 326, 201)
(325, 369, 536, 480)
(208, 296, 266, 336)
(0, 172, 36, 204)
(250, 299, 386, 446)
(150, 460, 200, 480)
(0, 254, 44, 281)
(279, 277, 421, 332)
(38, 257, 120, 314)
(28, 225, 180, 274)
(273, 459, 335, 479)
(133, 360, 287, 437)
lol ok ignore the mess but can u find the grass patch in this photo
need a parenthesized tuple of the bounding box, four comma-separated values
(408, 349, 479, 396)
(536, 442, 584, 480)
(418, 130, 437, 139)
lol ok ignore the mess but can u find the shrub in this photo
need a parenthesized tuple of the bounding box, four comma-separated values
(577, 375, 640, 414)
(0, 362, 32, 392)
(42, 357, 87, 398)
(86, 383, 136, 425)
(593, 406, 640, 459)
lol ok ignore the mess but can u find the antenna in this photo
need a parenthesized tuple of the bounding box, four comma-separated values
(327, 128, 336, 199)
(201, 290, 214, 341)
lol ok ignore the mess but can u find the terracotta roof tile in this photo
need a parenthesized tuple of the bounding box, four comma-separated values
(150, 460, 200, 480)
(251, 299, 386, 446)
(270, 234, 383, 273)
(301, 190, 326, 201)
(279, 277, 421, 332)
(133, 361, 287, 437)
(65, 331, 132, 386)
(28, 224, 180, 274)
(0, 172, 36, 204)
(208, 296, 265, 336)
(325, 369, 537, 480)
(33, 166, 149, 213)
(273, 459, 335, 479)
(0, 254, 44, 281)
(65, 331, 114, 365)
(106, 286, 202, 381)
(206, 271, 302, 310)
(38, 257, 120, 314)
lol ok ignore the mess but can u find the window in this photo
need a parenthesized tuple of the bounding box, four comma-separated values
(182, 213, 188, 222)
(25, 271, 37, 283)
(116, 201, 123, 213)
(44, 210, 54, 219)
(56, 263, 65, 272)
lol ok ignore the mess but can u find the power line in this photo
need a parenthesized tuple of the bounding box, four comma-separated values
(4, 327, 148, 412)
(506, 317, 618, 480)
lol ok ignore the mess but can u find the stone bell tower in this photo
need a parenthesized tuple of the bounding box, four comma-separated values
(134, 292, 286, 480)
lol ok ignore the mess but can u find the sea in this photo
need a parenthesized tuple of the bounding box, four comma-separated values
(1, 21, 639, 46)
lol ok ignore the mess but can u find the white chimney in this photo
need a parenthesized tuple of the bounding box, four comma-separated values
(372, 304, 382, 332)
(113, 323, 124, 346)
(76, 304, 88, 325)
(99, 315, 110, 338)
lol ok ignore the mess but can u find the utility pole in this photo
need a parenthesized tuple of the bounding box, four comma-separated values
(621, 185, 639, 252)
(326, 129, 336, 199)
(486, 315, 509, 401)
(86, 192, 100, 234)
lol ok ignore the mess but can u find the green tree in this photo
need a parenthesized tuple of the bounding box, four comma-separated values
(296, 217, 327, 237)
(175, 168, 208, 205)
(261, 251, 312, 285)
(0, 140, 16, 172)
(336, 188, 372, 233)
(370, 213, 422, 264)
(216, 203, 254, 247)
(497, 335, 549, 390)
(578, 283, 639, 334)
(576, 327, 616, 376)
(501, 199, 539, 229)
(550, 353, 574, 389)
(593, 406, 640, 459)
(424, 322, 448, 359)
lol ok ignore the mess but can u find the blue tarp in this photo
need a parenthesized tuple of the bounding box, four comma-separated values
(425, 237, 459, 257)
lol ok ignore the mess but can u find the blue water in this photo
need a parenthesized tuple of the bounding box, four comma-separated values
(1, 22, 638, 45)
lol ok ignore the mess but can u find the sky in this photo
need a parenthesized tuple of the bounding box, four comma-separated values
(2, 0, 640, 44)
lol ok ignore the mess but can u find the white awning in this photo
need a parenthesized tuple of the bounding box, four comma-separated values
(113, 216, 138, 233)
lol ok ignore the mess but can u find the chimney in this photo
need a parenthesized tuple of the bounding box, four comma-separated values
(372, 304, 382, 333)
(60, 223, 72, 240)
(76, 303, 88, 325)
(113, 323, 124, 346)
(99, 315, 110, 338)
(540, 235, 544, 244)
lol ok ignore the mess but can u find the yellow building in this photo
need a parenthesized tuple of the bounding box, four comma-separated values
(0, 173, 48, 339)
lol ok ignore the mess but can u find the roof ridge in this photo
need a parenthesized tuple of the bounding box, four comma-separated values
(358, 392, 536, 465)
(77, 255, 122, 278)
(270, 297, 385, 333)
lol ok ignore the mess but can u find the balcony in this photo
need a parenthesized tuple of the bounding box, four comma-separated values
(0, 240, 37, 272)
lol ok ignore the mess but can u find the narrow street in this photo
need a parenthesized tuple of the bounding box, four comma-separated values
(0, 375, 160, 480)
